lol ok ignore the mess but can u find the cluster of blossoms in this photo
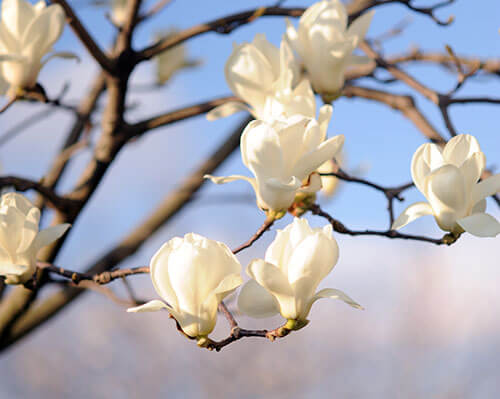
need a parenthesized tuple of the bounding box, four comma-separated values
(206, 0, 374, 215)
(0, 0, 499, 348)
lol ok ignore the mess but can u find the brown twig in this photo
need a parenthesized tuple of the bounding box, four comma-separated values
(0, 118, 250, 351)
(0, 97, 16, 114)
(39, 263, 149, 285)
(232, 218, 275, 255)
(0, 176, 80, 214)
(128, 95, 240, 137)
(51, 0, 113, 72)
(137, 6, 305, 61)
(310, 204, 446, 245)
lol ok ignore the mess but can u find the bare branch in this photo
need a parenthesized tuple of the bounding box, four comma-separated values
(137, 6, 305, 61)
(50, 0, 113, 72)
(310, 204, 447, 245)
(39, 263, 149, 285)
(128, 95, 240, 137)
(0, 117, 250, 350)
(0, 176, 80, 214)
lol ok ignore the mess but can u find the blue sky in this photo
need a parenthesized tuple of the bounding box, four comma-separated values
(1, 1, 500, 396)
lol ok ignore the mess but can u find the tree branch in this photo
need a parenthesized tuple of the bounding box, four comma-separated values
(50, 0, 113, 72)
(0, 117, 250, 350)
(0, 176, 80, 214)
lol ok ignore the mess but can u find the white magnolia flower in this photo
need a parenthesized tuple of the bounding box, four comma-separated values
(110, 0, 127, 26)
(207, 34, 317, 123)
(0, 192, 70, 284)
(238, 218, 361, 322)
(285, 0, 374, 99)
(206, 109, 344, 213)
(0, 0, 74, 97)
(392, 134, 500, 237)
(154, 29, 199, 85)
(128, 233, 243, 338)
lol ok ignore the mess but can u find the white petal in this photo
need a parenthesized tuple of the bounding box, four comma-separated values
(40, 51, 80, 68)
(212, 273, 243, 303)
(2, 0, 36, 39)
(16, 206, 40, 254)
(298, 172, 322, 194)
(0, 23, 18, 54)
(240, 120, 285, 179)
(457, 213, 500, 238)
(442, 134, 481, 167)
(411, 143, 443, 194)
(317, 104, 333, 141)
(0, 261, 28, 276)
(247, 259, 296, 319)
(346, 10, 374, 43)
(237, 279, 280, 318)
(472, 199, 486, 214)
(260, 176, 301, 202)
(0, 54, 25, 62)
(166, 234, 241, 316)
(472, 174, 500, 205)
(224, 41, 274, 108)
(292, 134, 344, 180)
(32, 223, 70, 253)
(205, 102, 253, 121)
(391, 202, 433, 230)
(459, 152, 485, 193)
(312, 287, 363, 310)
(127, 299, 170, 313)
(284, 18, 300, 54)
(287, 226, 339, 284)
(204, 174, 254, 187)
(21, 4, 65, 60)
(425, 165, 467, 231)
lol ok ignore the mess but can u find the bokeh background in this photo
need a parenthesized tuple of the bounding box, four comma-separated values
(1, 0, 500, 397)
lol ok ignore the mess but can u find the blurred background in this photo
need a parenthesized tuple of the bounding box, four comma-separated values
(1, 0, 499, 397)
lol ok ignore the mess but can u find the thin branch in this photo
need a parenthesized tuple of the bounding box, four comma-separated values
(218, 302, 238, 330)
(310, 204, 446, 245)
(232, 218, 275, 255)
(137, 6, 305, 61)
(128, 95, 239, 137)
(35, 72, 106, 210)
(137, 0, 173, 23)
(50, 0, 113, 72)
(0, 176, 79, 214)
(39, 263, 149, 285)
(0, 118, 250, 351)
(0, 97, 17, 114)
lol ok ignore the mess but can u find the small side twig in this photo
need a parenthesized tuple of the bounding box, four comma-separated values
(232, 217, 275, 255)
(310, 204, 446, 245)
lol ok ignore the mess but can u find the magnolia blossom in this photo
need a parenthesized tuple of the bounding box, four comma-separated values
(0, 0, 74, 97)
(154, 30, 199, 85)
(0, 192, 70, 284)
(110, 0, 127, 26)
(238, 218, 361, 322)
(128, 233, 243, 338)
(206, 109, 344, 212)
(392, 134, 500, 237)
(206, 34, 317, 122)
(285, 0, 374, 99)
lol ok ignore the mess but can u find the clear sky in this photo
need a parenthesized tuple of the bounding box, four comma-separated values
(1, 0, 500, 397)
